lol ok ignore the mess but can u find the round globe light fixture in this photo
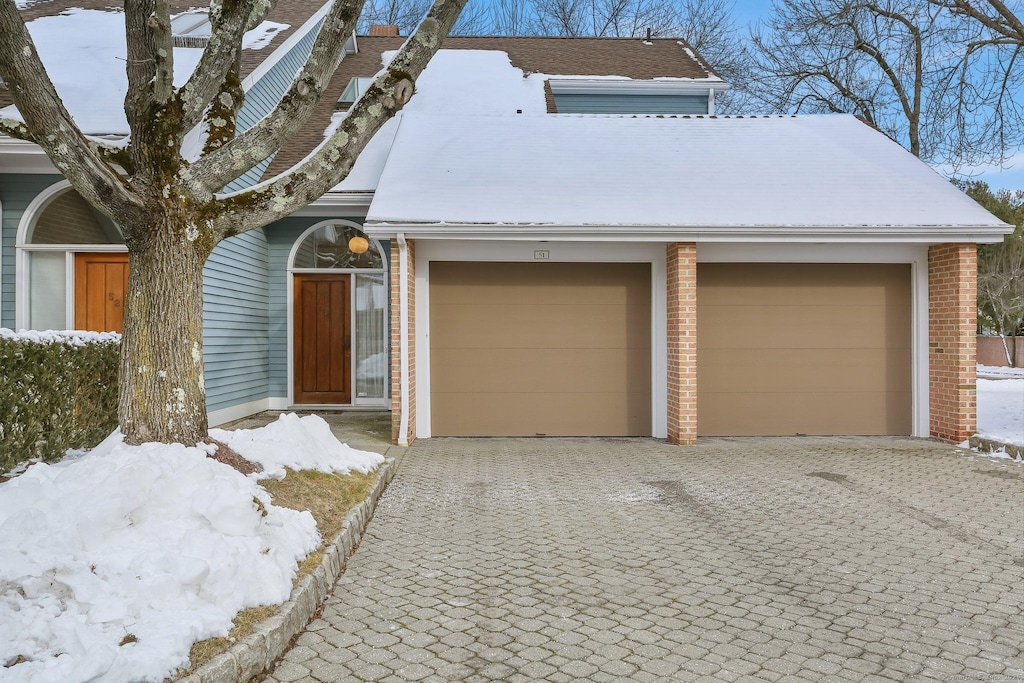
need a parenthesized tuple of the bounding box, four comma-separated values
(348, 236, 370, 254)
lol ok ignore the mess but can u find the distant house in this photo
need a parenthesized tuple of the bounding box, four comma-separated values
(0, 4, 1012, 446)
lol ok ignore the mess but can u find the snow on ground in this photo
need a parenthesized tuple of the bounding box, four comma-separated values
(211, 413, 384, 480)
(975, 368, 1024, 447)
(977, 364, 1024, 379)
(0, 414, 382, 682)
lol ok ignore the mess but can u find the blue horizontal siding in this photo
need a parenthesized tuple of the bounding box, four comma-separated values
(225, 18, 326, 192)
(0, 175, 67, 329)
(202, 229, 271, 413)
(553, 93, 709, 115)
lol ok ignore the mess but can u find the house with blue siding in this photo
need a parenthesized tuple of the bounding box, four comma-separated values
(1, 4, 1010, 444)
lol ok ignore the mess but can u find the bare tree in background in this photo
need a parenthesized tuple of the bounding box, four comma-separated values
(745, 0, 1022, 167)
(530, 0, 682, 36)
(928, 0, 1023, 167)
(359, 0, 487, 34)
(490, 0, 538, 33)
(0, 0, 467, 445)
(359, 0, 432, 33)
(962, 180, 1024, 366)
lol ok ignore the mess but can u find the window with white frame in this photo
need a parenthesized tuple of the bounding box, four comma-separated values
(18, 185, 125, 331)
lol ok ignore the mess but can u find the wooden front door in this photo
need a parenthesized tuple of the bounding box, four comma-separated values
(74, 252, 129, 333)
(294, 274, 351, 404)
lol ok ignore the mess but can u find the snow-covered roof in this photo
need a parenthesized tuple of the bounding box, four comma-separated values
(364, 113, 1011, 236)
(1, 8, 289, 135)
(269, 37, 722, 181)
(326, 47, 723, 193)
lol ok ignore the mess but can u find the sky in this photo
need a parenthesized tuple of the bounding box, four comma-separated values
(724, 0, 1024, 191)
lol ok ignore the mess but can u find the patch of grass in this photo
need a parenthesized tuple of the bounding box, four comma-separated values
(179, 468, 378, 676)
(264, 469, 378, 542)
(186, 605, 278, 671)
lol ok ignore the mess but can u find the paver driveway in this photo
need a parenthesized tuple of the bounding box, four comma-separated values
(265, 437, 1023, 682)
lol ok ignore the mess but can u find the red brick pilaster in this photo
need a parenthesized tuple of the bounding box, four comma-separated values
(390, 239, 416, 445)
(928, 244, 977, 443)
(667, 243, 698, 445)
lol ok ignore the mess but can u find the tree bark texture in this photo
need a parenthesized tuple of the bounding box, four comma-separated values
(119, 215, 209, 445)
(0, 0, 466, 445)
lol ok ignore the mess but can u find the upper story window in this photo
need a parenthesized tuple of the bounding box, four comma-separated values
(337, 77, 374, 111)
(171, 11, 212, 48)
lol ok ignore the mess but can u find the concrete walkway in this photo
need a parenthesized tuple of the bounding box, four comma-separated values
(264, 437, 1023, 682)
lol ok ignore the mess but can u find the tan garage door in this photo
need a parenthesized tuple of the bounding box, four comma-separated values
(698, 263, 912, 436)
(430, 262, 651, 436)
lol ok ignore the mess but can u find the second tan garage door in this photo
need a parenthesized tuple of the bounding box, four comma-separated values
(698, 263, 912, 436)
(430, 262, 651, 436)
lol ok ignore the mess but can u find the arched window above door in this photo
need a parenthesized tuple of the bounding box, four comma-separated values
(292, 223, 382, 270)
(27, 187, 124, 245)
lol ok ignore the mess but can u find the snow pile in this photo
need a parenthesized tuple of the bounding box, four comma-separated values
(211, 413, 384, 480)
(0, 414, 381, 682)
(0, 328, 120, 346)
(976, 376, 1024, 446)
(977, 364, 1024, 379)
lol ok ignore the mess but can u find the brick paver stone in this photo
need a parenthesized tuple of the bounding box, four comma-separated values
(263, 437, 1024, 682)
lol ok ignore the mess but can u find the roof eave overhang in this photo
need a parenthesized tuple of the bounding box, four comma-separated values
(297, 191, 374, 216)
(362, 222, 1014, 244)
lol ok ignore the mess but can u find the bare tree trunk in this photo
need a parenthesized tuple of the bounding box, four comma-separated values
(119, 214, 210, 445)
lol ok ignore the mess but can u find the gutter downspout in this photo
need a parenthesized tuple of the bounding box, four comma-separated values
(397, 233, 410, 447)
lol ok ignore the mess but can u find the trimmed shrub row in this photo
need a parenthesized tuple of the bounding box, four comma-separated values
(0, 330, 119, 473)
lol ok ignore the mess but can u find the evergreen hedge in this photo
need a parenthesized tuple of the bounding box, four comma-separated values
(0, 330, 119, 473)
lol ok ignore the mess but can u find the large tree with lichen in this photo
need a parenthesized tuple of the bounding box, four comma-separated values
(0, 0, 466, 445)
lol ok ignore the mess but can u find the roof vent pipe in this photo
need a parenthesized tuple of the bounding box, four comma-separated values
(646, 27, 652, 41)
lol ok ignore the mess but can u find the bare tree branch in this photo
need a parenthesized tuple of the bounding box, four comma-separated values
(176, 0, 275, 133)
(216, 0, 469, 234)
(184, 0, 365, 192)
(0, 0, 144, 221)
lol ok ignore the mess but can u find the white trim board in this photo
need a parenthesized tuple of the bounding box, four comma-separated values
(241, 1, 335, 91)
(365, 224, 1011, 244)
(412, 240, 669, 440)
(208, 396, 290, 428)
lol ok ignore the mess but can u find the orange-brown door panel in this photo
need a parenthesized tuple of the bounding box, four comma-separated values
(294, 274, 351, 404)
(74, 252, 129, 333)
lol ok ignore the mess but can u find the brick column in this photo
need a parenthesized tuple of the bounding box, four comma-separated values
(667, 243, 698, 445)
(928, 243, 977, 443)
(390, 239, 416, 445)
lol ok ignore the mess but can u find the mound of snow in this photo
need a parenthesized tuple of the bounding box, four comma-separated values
(0, 413, 381, 682)
(977, 363, 1024, 379)
(211, 413, 384, 480)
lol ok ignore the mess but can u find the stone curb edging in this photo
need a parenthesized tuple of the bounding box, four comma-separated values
(176, 450, 403, 683)
(968, 435, 1023, 460)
